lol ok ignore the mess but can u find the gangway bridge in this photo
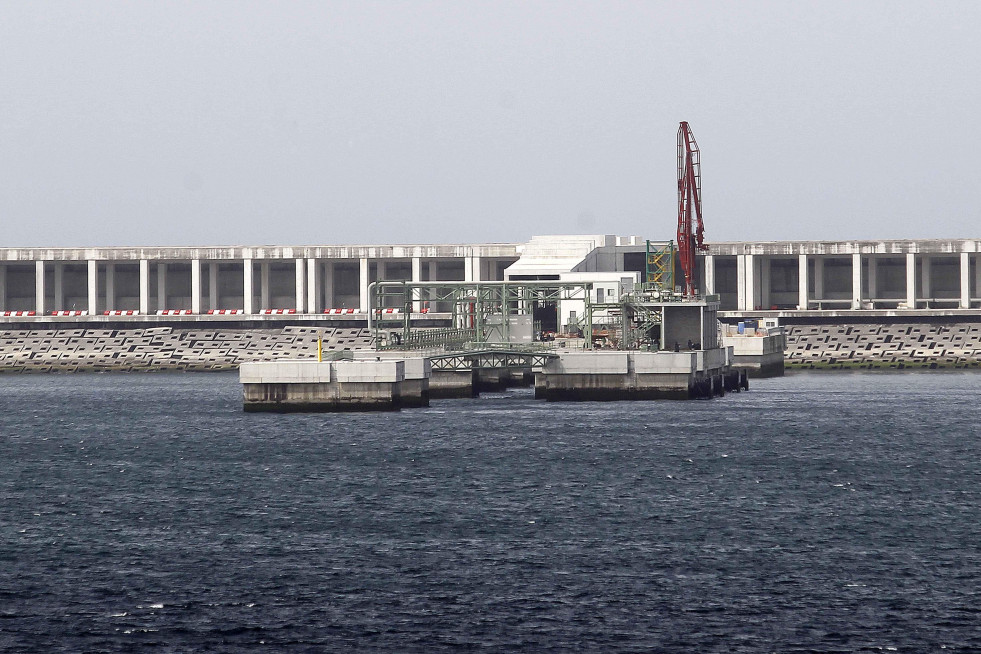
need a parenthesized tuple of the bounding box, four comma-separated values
(313, 342, 557, 372)
(426, 348, 558, 372)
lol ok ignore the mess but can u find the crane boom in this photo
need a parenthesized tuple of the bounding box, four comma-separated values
(676, 121, 706, 298)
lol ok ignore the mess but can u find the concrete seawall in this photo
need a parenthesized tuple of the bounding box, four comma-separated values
(784, 321, 981, 369)
(3, 319, 981, 373)
(0, 326, 372, 372)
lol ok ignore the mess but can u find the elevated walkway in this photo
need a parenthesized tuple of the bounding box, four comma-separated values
(428, 349, 557, 371)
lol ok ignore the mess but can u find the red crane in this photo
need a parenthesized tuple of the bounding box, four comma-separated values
(676, 121, 707, 298)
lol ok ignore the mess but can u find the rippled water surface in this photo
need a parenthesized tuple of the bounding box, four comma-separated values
(1, 372, 980, 652)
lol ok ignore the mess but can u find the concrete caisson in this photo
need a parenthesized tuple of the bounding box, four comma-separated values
(721, 331, 786, 377)
(241, 359, 406, 412)
(536, 351, 734, 401)
(429, 369, 479, 399)
(353, 351, 431, 407)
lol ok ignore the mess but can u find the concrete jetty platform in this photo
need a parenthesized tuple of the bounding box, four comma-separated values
(721, 328, 786, 377)
(240, 359, 408, 412)
(429, 370, 479, 398)
(352, 351, 431, 407)
(239, 346, 748, 412)
(536, 350, 740, 401)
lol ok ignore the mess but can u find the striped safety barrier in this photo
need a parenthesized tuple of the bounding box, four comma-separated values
(51, 310, 88, 316)
(208, 309, 245, 315)
(2, 311, 36, 316)
(324, 308, 358, 314)
(375, 308, 401, 314)
(104, 310, 140, 316)
(156, 310, 193, 315)
(261, 309, 296, 315)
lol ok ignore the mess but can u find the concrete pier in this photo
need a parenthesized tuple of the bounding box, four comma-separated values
(475, 368, 510, 393)
(240, 359, 406, 412)
(721, 329, 786, 377)
(239, 346, 749, 411)
(537, 350, 736, 401)
(429, 369, 478, 398)
(353, 351, 431, 407)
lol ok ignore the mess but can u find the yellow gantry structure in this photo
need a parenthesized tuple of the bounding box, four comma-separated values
(646, 240, 675, 292)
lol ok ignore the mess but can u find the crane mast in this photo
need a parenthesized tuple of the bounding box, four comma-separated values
(676, 121, 706, 298)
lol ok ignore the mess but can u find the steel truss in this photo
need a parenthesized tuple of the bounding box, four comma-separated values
(368, 280, 595, 349)
(428, 349, 558, 371)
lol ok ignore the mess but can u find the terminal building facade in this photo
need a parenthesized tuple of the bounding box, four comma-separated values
(1, 235, 980, 321)
(705, 239, 981, 313)
(0, 243, 523, 317)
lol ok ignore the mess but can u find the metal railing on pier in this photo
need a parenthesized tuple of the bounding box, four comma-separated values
(377, 327, 476, 351)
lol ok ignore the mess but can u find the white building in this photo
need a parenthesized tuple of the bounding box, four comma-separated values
(704, 239, 981, 313)
(2, 235, 980, 321)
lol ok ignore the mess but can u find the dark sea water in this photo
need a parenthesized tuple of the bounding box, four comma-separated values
(1, 371, 979, 653)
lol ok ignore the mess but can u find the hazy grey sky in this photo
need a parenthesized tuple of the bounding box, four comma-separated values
(2, 1, 979, 247)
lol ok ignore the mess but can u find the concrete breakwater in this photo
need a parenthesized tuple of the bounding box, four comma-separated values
(4, 320, 980, 374)
(0, 326, 372, 372)
(784, 321, 981, 370)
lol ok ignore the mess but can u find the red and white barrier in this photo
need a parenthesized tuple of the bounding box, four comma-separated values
(261, 309, 296, 315)
(104, 310, 140, 316)
(156, 309, 193, 315)
(208, 309, 245, 315)
(51, 310, 88, 316)
(2, 311, 36, 317)
(418, 308, 430, 314)
(324, 307, 403, 315)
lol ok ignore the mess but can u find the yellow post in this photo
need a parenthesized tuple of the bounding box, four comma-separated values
(317, 337, 322, 362)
